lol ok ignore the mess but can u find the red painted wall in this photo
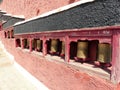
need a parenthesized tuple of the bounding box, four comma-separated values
(0, 0, 79, 19)
(0, 0, 120, 89)
(0, 31, 116, 90)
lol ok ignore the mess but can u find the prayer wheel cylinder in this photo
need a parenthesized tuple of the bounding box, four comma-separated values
(32, 40, 35, 49)
(8, 31, 10, 38)
(61, 41, 65, 55)
(23, 39, 26, 48)
(77, 41, 88, 59)
(97, 43, 111, 63)
(24, 39, 29, 48)
(36, 39, 41, 51)
(27, 39, 29, 48)
(50, 39, 58, 53)
(4, 32, 7, 38)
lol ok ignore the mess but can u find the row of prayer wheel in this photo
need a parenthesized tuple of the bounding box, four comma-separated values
(23, 39, 42, 51)
(5, 30, 14, 38)
(50, 39, 111, 64)
(32, 39, 42, 51)
(23, 39, 111, 64)
(76, 41, 111, 63)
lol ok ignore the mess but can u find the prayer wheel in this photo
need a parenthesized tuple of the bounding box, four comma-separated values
(97, 43, 111, 63)
(23, 39, 26, 48)
(27, 39, 29, 48)
(36, 39, 41, 51)
(77, 41, 88, 60)
(61, 41, 65, 56)
(16, 39, 21, 47)
(8, 31, 10, 38)
(50, 39, 58, 53)
(32, 39, 35, 49)
(24, 39, 29, 48)
(4, 32, 7, 38)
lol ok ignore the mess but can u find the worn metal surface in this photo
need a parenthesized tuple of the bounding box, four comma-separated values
(77, 41, 88, 59)
(97, 43, 111, 63)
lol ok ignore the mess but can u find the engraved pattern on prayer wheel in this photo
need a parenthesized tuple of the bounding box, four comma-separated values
(97, 43, 111, 63)
(77, 41, 88, 59)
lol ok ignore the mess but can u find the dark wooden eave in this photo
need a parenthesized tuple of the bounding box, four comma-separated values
(2, 16, 24, 29)
(14, 0, 120, 35)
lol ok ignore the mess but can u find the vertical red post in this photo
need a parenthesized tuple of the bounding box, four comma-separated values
(29, 38, 33, 52)
(4, 31, 6, 38)
(34, 39, 37, 51)
(65, 36, 70, 62)
(7, 31, 9, 38)
(0, 23, 3, 30)
(43, 37, 47, 56)
(111, 33, 120, 83)
(10, 30, 12, 38)
(21, 38, 24, 49)
(5, 31, 7, 38)
(15, 39, 17, 47)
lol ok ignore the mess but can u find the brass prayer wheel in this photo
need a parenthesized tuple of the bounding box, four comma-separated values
(50, 39, 58, 53)
(32, 39, 35, 49)
(4, 32, 7, 38)
(77, 41, 88, 59)
(27, 39, 29, 48)
(8, 31, 10, 38)
(61, 41, 65, 55)
(24, 39, 29, 48)
(23, 39, 26, 48)
(97, 43, 111, 63)
(36, 39, 41, 51)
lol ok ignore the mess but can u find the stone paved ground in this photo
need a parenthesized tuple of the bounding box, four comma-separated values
(0, 41, 49, 90)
